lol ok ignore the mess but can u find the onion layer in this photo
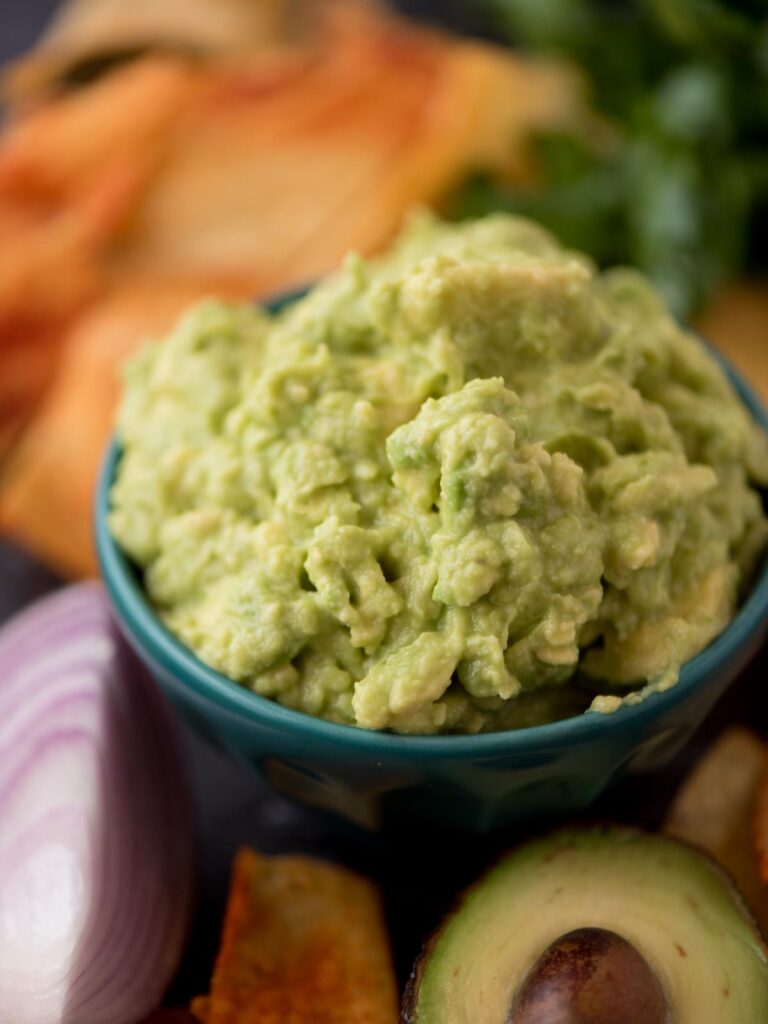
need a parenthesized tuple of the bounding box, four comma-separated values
(0, 583, 193, 1024)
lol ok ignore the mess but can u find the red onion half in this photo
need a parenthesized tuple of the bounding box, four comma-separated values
(0, 583, 193, 1024)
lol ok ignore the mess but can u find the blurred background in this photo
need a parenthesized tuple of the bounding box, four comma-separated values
(0, 0, 766, 583)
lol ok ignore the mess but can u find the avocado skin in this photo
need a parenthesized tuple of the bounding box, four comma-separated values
(402, 929, 436, 1024)
(401, 824, 768, 1024)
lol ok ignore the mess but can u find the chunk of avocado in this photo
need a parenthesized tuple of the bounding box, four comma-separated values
(402, 826, 768, 1024)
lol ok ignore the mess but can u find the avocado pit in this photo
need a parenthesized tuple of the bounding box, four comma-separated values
(507, 927, 668, 1024)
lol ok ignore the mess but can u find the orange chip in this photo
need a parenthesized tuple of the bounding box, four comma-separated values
(197, 848, 398, 1024)
(189, 997, 211, 1024)
(0, 277, 250, 576)
(0, 56, 195, 198)
(3, 0, 296, 105)
(112, 5, 447, 287)
(697, 281, 768, 405)
(0, 0, 581, 578)
(0, 59, 195, 449)
(754, 758, 768, 890)
(665, 727, 768, 933)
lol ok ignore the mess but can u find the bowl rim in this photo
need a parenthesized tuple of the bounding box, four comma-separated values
(95, 297, 768, 757)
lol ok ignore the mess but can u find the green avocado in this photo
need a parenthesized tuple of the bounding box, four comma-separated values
(403, 826, 768, 1024)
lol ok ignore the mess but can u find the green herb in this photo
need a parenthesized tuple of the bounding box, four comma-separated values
(450, 0, 768, 317)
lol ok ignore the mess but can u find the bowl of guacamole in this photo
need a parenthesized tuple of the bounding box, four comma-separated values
(97, 213, 768, 828)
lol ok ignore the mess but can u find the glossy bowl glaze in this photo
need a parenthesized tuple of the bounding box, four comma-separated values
(95, 293, 768, 831)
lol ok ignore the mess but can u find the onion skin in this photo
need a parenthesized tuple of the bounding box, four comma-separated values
(0, 583, 193, 1024)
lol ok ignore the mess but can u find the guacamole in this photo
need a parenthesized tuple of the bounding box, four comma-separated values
(109, 213, 768, 733)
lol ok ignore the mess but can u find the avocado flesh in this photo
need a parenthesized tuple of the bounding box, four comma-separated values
(405, 826, 768, 1024)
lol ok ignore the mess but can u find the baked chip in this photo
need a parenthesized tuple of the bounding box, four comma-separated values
(195, 848, 398, 1024)
(0, 0, 580, 577)
(0, 278, 247, 575)
(697, 282, 768, 404)
(4, 0, 296, 104)
(665, 727, 768, 932)
(753, 749, 768, 890)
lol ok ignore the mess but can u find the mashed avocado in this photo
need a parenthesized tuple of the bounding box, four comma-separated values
(109, 213, 768, 734)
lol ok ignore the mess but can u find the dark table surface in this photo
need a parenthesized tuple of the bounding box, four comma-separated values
(2, 0, 767, 1010)
(2, 538, 765, 1006)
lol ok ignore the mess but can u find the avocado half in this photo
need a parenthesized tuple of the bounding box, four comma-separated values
(402, 826, 768, 1024)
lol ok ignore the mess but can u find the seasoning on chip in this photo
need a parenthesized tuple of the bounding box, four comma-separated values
(193, 848, 398, 1024)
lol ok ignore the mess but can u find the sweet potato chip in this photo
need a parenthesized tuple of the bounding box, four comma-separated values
(195, 848, 398, 1024)
(664, 727, 768, 932)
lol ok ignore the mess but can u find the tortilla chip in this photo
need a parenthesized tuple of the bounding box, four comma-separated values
(196, 848, 398, 1024)
(0, 315, 70, 459)
(697, 281, 768, 405)
(112, 6, 447, 286)
(113, 0, 577, 289)
(5, 0, 297, 104)
(0, 278, 248, 576)
(753, 758, 768, 888)
(0, 0, 583, 576)
(664, 727, 768, 932)
(0, 56, 194, 197)
(0, 197, 105, 451)
(0, 57, 197, 446)
(189, 998, 211, 1024)
(290, 44, 579, 282)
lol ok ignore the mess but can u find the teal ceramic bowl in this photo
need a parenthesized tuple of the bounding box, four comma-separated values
(95, 294, 768, 832)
